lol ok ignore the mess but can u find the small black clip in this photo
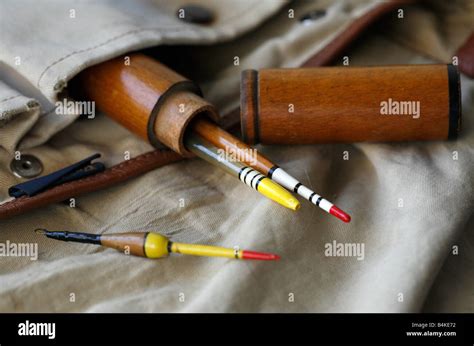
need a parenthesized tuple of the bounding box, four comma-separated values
(8, 153, 105, 198)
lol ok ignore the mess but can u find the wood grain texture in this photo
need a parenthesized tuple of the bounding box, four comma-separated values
(155, 90, 217, 155)
(240, 69, 259, 144)
(241, 65, 458, 144)
(75, 53, 219, 156)
(100, 232, 147, 257)
(191, 118, 274, 174)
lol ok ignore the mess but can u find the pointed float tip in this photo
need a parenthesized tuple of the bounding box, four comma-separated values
(271, 254, 281, 261)
(329, 206, 351, 223)
(242, 250, 280, 261)
(34, 228, 48, 235)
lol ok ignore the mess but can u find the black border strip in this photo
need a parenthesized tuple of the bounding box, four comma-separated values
(254, 70, 260, 144)
(447, 64, 461, 140)
(3, 313, 473, 345)
(267, 165, 278, 179)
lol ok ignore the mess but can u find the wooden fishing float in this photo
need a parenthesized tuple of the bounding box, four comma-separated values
(35, 229, 280, 261)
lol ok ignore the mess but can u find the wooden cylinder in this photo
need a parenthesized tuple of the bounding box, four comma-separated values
(74, 53, 219, 156)
(241, 65, 461, 144)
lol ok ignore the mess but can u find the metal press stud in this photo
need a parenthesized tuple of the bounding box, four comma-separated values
(177, 5, 214, 24)
(300, 9, 327, 24)
(10, 154, 43, 178)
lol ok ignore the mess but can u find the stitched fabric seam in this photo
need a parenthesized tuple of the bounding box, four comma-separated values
(36, 1, 272, 88)
(0, 94, 21, 105)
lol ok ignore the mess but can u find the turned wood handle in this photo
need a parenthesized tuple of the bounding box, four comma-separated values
(73, 53, 219, 156)
(241, 65, 461, 144)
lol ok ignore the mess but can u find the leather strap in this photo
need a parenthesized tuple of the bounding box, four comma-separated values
(456, 32, 474, 78)
(0, 150, 183, 220)
(302, 0, 415, 67)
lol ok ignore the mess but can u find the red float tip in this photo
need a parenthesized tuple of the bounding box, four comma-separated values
(241, 250, 280, 261)
(329, 205, 351, 223)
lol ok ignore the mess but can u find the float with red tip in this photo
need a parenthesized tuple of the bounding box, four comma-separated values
(35, 229, 279, 261)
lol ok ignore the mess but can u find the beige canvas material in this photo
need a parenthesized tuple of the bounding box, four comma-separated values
(0, 0, 384, 152)
(0, 0, 473, 312)
(0, 0, 288, 151)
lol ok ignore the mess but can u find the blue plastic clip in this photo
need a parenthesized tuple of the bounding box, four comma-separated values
(8, 153, 105, 198)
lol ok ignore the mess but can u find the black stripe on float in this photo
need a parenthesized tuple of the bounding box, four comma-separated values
(267, 165, 279, 178)
(294, 183, 302, 193)
(255, 176, 265, 190)
(447, 64, 461, 140)
(250, 173, 259, 189)
(309, 192, 316, 203)
(57, 231, 101, 245)
(143, 232, 150, 258)
(238, 167, 246, 179)
(167, 241, 173, 254)
(243, 168, 253, 183)
(316, 197, 323, 206)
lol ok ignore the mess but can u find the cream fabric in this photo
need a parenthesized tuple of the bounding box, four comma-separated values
(0, 0, 473, 312)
